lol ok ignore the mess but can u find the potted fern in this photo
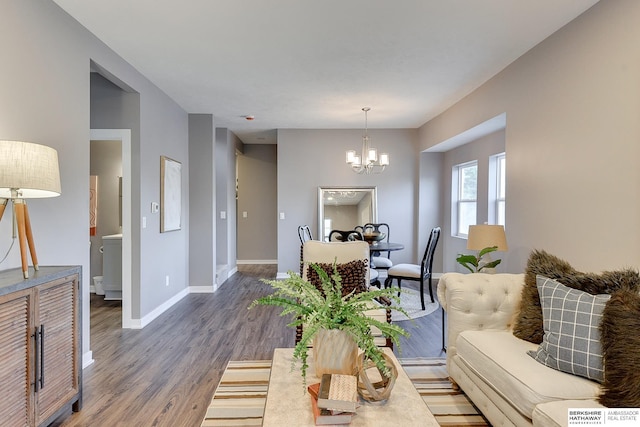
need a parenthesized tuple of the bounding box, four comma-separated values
(249, 262, 409, 384)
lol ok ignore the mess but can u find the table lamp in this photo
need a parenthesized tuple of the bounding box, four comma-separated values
(457, 224, 508, 273)
(0, 140, 61, 278)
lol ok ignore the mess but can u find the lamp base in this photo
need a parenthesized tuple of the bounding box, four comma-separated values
(0, 199, 39, 279)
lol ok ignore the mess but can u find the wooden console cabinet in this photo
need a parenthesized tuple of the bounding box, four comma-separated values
(0, 266, 82, 426)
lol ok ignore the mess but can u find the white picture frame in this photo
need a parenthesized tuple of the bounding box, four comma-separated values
(160, 155, 181, 232)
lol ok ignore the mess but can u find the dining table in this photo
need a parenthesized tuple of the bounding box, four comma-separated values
(369, 241, 404, 253)
(367, 241, 404, 267)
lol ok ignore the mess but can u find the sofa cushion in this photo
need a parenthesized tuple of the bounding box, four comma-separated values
(513, 249, 640, 344)
(456, 330, 601, 418)
(599, 288, 640, 407)
(529, 276, 610, 382)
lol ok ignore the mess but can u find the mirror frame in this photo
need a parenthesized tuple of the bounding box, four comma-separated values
(317, 186, 378, 242)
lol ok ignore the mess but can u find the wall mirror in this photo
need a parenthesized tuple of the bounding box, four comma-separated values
(318, 186, 377, 241)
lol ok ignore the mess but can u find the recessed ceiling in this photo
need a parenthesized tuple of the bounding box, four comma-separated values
(54, 0, 599, 144)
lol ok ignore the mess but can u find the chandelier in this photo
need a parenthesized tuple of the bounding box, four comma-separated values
(346, 107, 389, 174)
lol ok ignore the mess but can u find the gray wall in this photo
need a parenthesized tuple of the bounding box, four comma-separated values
(418, 151, 444, 273)
(90, 68, 189, 321)
(277, 128, 418, 275)
(440, 130, 505, 272)
(215, 128, 239, 279)
(419, 0, 640, 273)
(2, 0, 190, 360)
(237, 144, 277, 262)
(89, 72, 143, 319)
(189, 114, 216, 289)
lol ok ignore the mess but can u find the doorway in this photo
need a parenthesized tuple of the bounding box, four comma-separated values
(90, 129, 133, 328)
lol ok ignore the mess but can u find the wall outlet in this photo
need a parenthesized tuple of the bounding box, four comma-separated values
(220, 211, 226, 220)
(165, 275, 169, 287)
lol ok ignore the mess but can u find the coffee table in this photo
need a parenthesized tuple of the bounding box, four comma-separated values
(262, 347, 439, 426)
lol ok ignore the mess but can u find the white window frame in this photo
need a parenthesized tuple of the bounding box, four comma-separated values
(452, 160, 478, 238)
(489, 153, 506, 226)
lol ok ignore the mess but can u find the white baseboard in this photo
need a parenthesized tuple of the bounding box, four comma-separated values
(236, 259, 278, 265)
(189, 285, 215, 293)
(83, 350, 94, 369)
(132, 288, 189, 329)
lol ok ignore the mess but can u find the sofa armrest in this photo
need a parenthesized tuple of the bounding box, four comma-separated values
(437, 272, 525, 367)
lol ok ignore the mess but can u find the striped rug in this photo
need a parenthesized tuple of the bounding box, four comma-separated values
(400, 358, 489, 426)
(201, 358, 488, 426)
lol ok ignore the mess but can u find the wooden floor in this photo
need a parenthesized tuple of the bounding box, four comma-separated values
(54, 265, 445, 427)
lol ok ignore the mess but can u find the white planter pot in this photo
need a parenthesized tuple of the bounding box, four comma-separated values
(313, 328, 358, 378)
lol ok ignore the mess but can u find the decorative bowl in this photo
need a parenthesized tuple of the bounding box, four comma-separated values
(363, 232, 386, 244)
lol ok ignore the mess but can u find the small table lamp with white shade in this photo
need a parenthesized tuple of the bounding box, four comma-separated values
(0, 140, 61, 278)
(457, 224, 508, 273)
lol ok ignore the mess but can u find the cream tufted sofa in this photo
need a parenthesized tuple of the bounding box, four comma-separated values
(438, 273, 604, 427)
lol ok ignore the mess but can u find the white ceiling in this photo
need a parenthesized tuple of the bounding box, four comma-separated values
(54, 0, 599, 144)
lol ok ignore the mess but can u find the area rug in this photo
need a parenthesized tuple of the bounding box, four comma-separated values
(391, 287, 440, 321)
(201, 358, 488, 426)
(400, 358, 489, 426)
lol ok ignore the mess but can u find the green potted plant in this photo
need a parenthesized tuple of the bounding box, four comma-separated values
(249, 262, 409, 383)
(456, 245, 502, 273)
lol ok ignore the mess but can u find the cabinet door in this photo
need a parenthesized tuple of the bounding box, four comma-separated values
(0, 288, 34, 426)
(34, 275, 79, 425)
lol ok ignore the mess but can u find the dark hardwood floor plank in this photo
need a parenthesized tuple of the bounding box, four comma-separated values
(54, 265, 443, 427)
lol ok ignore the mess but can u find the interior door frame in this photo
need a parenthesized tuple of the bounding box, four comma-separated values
(90, 129, 133, 328)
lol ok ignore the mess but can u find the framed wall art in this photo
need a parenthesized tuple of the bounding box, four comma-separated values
(160, 155, 182, 232)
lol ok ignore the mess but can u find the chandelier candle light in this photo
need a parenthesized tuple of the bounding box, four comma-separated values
(346, 107, 389, 174)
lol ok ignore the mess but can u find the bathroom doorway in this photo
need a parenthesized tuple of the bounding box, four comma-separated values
(90, 129, 133, 328)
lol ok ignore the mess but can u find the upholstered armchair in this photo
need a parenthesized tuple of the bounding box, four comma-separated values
(298, 240, 392, 347)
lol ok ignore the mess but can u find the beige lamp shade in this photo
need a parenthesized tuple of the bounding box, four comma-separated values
(467, 224, 508, 251)
(0, 140, 61, 198)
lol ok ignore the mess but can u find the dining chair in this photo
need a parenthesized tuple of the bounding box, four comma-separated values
(328, 229, 381, 286)
(363, 223, 392, 271)
(297, 225, 313, 244)
(297, 225, 314, 276)
(328, 229, 364, 242)
(384, 226, 441, 310)
(298, 240, 392, 347)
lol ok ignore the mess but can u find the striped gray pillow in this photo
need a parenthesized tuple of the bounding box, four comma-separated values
(528, 275, 610, 382)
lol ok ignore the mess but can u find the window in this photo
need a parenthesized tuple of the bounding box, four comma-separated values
(489, 153, 506, 226)
(453, 161, 477, 237)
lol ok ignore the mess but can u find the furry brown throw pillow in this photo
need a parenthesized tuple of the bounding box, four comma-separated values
(306, 259, 368, 298)
(512, 250, 640, 344)
(599, 288, 640, 407)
